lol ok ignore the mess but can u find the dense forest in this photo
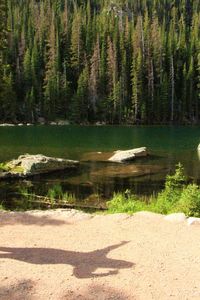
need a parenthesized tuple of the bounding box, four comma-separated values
(0, 0, 200, 124)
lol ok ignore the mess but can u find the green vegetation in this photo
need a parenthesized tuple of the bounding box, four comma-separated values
(0, 203, 4, 210)
(47, 184, 76, 205)
(107, 164, 200, 217)
(0, 163, 9, 172)
(14, 184, 104, 211)
(20, 185, 76, 209)
(0, 162, 24, 174)
(0, 0, 199, 124)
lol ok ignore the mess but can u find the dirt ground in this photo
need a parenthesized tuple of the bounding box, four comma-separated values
(0, 209, 200, 300)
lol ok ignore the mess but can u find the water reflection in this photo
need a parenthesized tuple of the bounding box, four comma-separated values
(1, 126, 200, 210)
(197, 147, 200, 161)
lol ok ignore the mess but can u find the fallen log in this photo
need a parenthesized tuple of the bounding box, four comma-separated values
(11, 193, 107, 211)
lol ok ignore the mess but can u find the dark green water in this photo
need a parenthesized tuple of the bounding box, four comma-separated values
(0, 125, 200, 210)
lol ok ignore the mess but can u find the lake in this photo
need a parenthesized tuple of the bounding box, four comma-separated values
(0, 125, 200, 210)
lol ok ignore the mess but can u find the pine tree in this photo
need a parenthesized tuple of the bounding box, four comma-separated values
(0, 0, 200, 124)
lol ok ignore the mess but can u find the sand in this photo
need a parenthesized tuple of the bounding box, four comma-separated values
(0, 209, 200, 300)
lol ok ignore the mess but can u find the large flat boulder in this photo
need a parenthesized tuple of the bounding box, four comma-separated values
(0, 154, 79, 178)
(108, 147, 148, 163)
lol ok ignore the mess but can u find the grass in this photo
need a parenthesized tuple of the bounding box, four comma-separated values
(107, 163, 200, 217)
(19, 184, 77, 209)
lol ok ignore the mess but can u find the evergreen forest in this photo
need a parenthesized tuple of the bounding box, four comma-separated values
(0, 0, 200, 124)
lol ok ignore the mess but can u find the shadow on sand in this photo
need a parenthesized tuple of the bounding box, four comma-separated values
(0, 212, 67, 226)
(0, 281, 132, 300)
(63, 283, 134, 299)
(0, 241, 134, 278)
(0, 280, 34, 300)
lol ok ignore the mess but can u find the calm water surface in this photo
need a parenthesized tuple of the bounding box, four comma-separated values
(0, 125, 200, 209)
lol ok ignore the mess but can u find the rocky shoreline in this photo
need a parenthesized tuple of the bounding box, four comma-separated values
(0, 209, 200, 226)
(0, 120, 107, 126)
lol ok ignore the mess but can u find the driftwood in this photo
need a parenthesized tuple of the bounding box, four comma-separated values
(12, 193, 107, 211)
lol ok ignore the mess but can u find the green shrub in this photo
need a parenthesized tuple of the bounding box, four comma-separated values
(151, 163, 186, 214)
(165, 162, 186, 190)
(173, 184, 200, 217)
(107, 163, 200, 217)
(107, 192, 148, 214)
(0, 203, 4, 210)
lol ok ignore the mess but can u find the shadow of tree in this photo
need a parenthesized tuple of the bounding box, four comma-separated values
(0, 281, 134, 300)
(63, 284, 134, 300)
(0, 241, 134, 278)
(0, 280, 35, 300)
(0, 212, 67, 226)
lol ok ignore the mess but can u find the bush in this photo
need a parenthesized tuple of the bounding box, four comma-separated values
(173, 184, 200, 217)
(150, 163, 186, 214)
(107, 192, 148, 214)
(107, 163, 200, 217)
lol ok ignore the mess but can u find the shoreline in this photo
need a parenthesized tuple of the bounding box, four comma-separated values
(1, 209, 200, 226)
(1, 122, 200, 127)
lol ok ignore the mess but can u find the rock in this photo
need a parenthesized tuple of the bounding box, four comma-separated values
(26, 123, 33, 126)
(18, 123, 24, 126)
(0, 154, 79, 178)
(37, 117, 46, 124)
(50, 122, 57, 125)
(164, 213, 186, 223)
(108, 147, 148, 162)
(57, 120, 70, 125)
(187, 217, 200, 226)
(95, 121, 106, 126)
(0, 123, 15, 127)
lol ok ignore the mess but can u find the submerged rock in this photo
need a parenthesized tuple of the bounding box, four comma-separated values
(108, 147, 148, 163)
(90, 164, 164, 179)
(0, 154, 79, 179)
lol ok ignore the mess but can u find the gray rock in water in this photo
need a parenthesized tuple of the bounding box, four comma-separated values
(0, 123, 15, 127)
(57, 120, 70, 125)
(1, 154, 79, 178)
(108, 147, 148, 163)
